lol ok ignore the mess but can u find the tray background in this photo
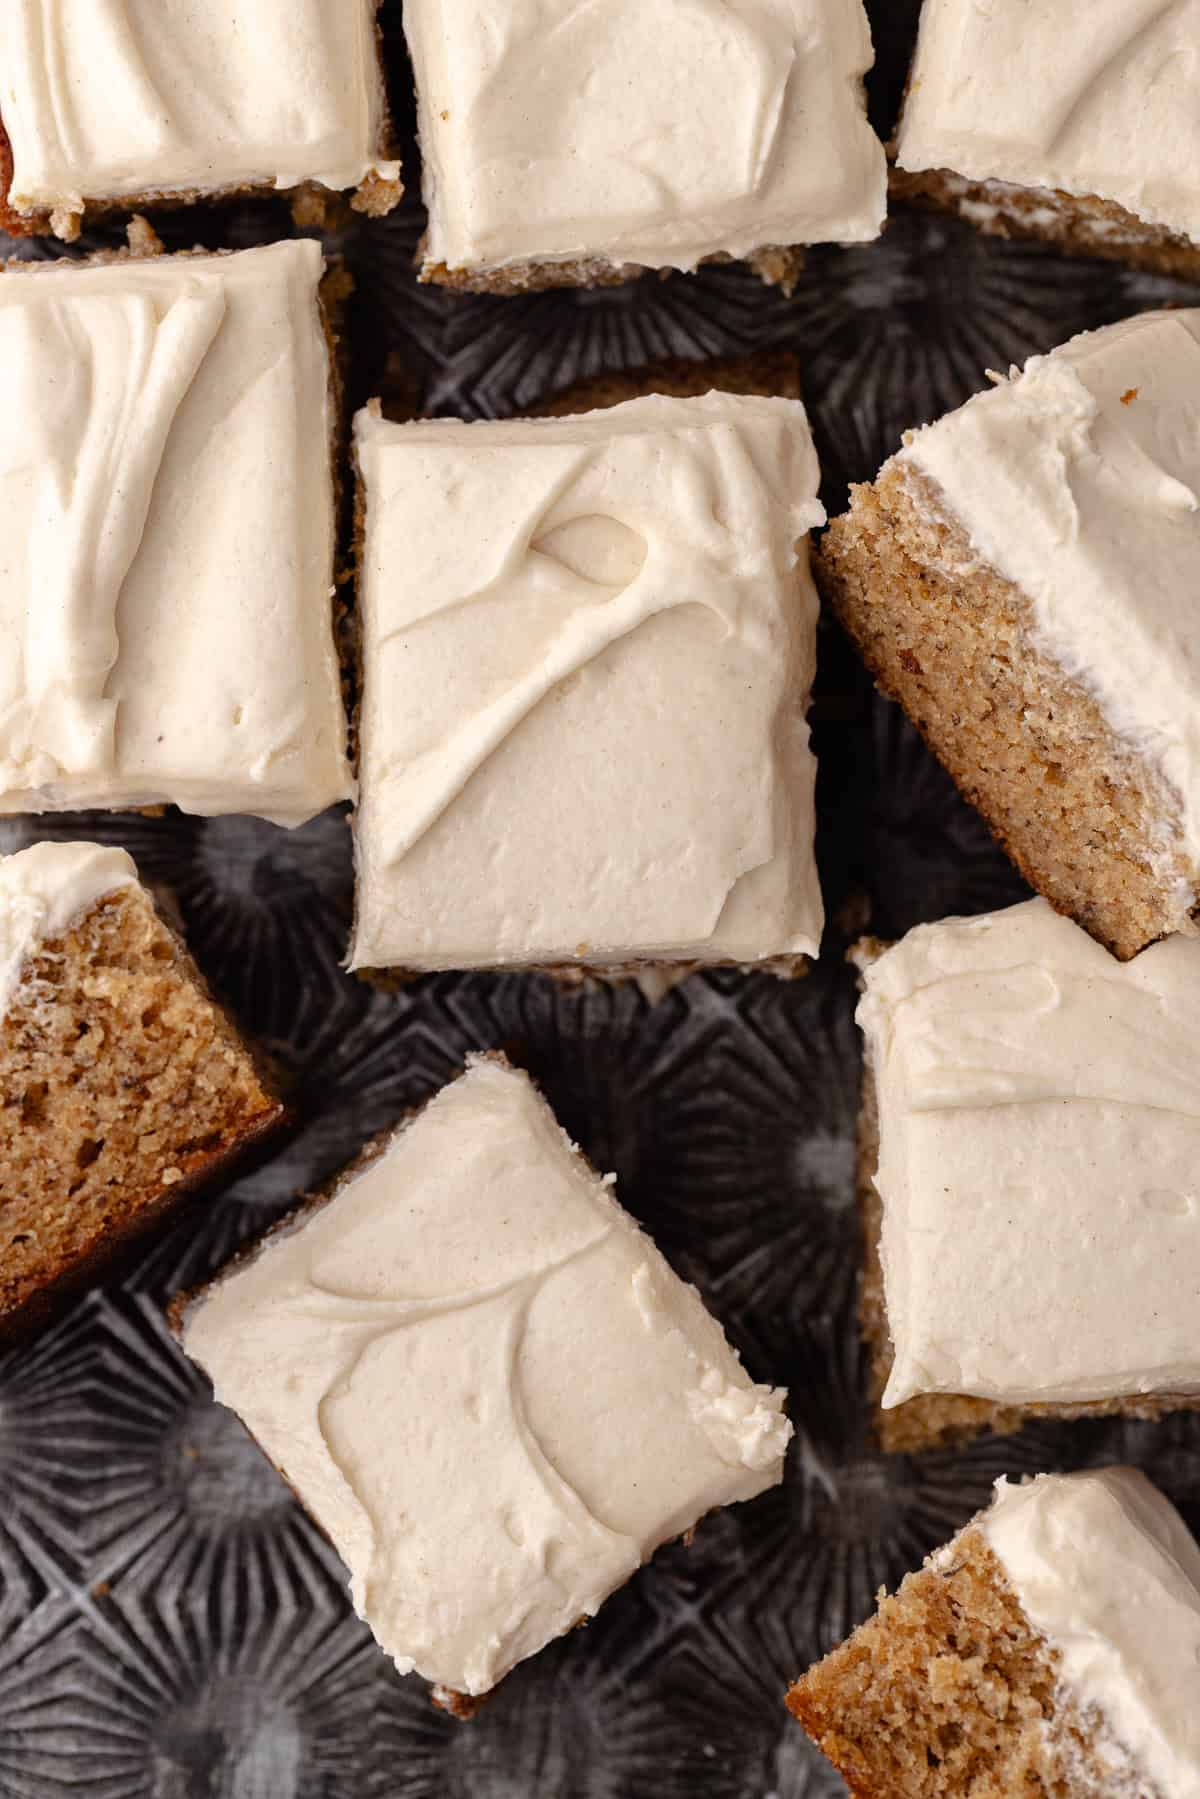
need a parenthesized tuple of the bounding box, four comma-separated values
(3, 4, 1200, 1793)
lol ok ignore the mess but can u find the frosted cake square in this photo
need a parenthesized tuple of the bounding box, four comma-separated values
(820, 310, 1200, 959)
(788, 1469, 1200, 1798)
(350, 391, 825, 977)
(0, 1, 399, 241)
(0, 840, 281, 1343)
(404, 0, 885, 291)
(893, 0, 1200, 278)
(0, 238, 351, 827)
(856, 899, 1200, 1454)
(176, 1056, 791, 1701)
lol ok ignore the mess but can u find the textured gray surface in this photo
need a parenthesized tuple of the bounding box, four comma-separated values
(3, 3, 1200, 1793)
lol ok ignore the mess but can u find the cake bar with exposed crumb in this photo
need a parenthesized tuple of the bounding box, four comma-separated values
(788, 1468, 1200, 1797)
(820, 309, 1200, 960)
(892, 0, 1200, 278)
(403, 0, 884, 293)
(0, 236, 352, 826)
(852, 902, 1200, 1455)
(0, 1, 399, 242)
(175, 1054, 791, 1701)
(0, 841, 281, 1344)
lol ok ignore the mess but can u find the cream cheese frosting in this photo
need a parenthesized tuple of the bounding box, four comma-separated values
(897, 309, 1200, 881)
(0, 840, 137, 1013)
(350, 391, 825, 972)
(896, 0, 1200, 246)
(975, 1470, 1200, 1798)
(0, 1, 399, 223)
(180, 1056, 792, 1697)
(859, 897, 1200, 1408)
(405, 0, 885, 274)
(0, 240, 352, 826)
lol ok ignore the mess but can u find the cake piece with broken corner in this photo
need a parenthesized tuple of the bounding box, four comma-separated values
(403, 0, 885, 292)
(350, 389, 826, 978)
(819, 309, 1200, 959)
(892, 0, 1200, 278)
(788, 1468, 1200, 1797)
(0, 0, 400, 241)
(854, 899, 1200, 1454)
(0, 236, 352, 827)
(0, 839, 281, 1343)
(175, 1055, 792, 1702)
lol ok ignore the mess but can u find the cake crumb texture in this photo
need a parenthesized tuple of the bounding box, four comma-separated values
(787, 1527, 1139, 1797)
(0, 887, 280, 1335)
(820, 463, 1195, 960)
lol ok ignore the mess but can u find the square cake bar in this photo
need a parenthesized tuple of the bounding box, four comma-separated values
(788, 1468, 1200, 1797)
(893, 0, 1200, 278)
(856, 899, 1200, 1454)
(350, 390, 826, 977)
(0, 238, 351, 827)
(821, 309, 1200, 960)
(0, 1, 400, 241)
(177, 1055, 791, 1700)
(0, 839, 281, 1343)
(404, 0, 885, 291)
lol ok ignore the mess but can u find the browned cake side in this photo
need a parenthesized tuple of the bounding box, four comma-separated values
(820, 462, 1197, 960)
(856, 1042, 1200, 1454)
(0, 885, 282, 1342)
(786, 1526, 1121, 1797)
(421, 243, 804, 296)
(891, 163, 1200, 281)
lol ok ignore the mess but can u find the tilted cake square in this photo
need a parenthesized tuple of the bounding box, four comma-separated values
(0, 238, 352, 827)
(177, 1056, 791, 1700)
(350, 391, 826, 976)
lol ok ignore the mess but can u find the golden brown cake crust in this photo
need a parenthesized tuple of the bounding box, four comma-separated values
(0, 886, 282, 1346)
(854, 981, 1200, 1454)
(786, 1525, 1134, 1798)
(891, 162, 1200, 281)
(820, 462, 1198, 961)
(420, 243, 805, 296)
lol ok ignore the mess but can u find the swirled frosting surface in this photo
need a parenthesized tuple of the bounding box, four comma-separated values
(181, 1057, 791, 1696)
(859, 898, 1200, 1407)
(897, 0, 1200, 245)
(0, 1, 398, 215)
(975, 1471, 1200, 1799)
(405, 0, 885, 272)
(898, 309, 1200, 875)
(0, 840, 137, 1012)
(0, 240, 351, 826)
(351, 391, 825, 971)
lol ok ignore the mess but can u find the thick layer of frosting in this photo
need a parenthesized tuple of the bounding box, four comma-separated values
(182, 1057, 791, 1696)
(978, 1471, 1200, 1798)
(0, 840, 137, 1012)
(860, 898, 1200, 1407)
(896, 0, 1200, 246)
(898, 309, 1200, 876)
(0, 1, 399, 216)
(351, 392, 825, 971)
(0, 240, 352, 826)
(406, 0, 885, 273)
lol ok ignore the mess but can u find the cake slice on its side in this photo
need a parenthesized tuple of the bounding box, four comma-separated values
(892, 0, 1200, 278)
(174, 1055, 792, 1704)
(0, 1, 400, 242)
(0, 841, 282, 1343)
(403, 0, 884, 293)
(787, 1468, 1200, 1798)
(852, 901, 1200, 1454)
(820, 309, 1200, 960)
